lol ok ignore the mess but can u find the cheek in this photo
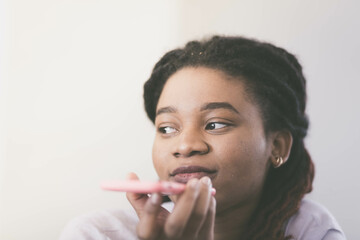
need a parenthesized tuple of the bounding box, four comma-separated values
(231, 138, 269, 173)
(213, 138, 271, 209)
(217, 136, 270, 189)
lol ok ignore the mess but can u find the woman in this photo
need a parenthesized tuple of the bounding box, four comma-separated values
(60, 36, 345, 239)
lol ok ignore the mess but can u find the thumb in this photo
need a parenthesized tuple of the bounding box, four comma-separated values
(125, 172, 149, 217)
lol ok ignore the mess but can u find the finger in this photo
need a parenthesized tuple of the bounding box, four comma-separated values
(126, 172, 139, 180)
(183, 176, 212, 237)
(164, 178, 200, 238)
(136, 193, 164, 240)
(125, 172, 149, 217)
(197, 196, 216, 239)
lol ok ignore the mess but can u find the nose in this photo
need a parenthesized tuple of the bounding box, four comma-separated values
(173, 128, 210, 158)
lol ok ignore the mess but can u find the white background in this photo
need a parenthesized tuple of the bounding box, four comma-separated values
(1, 0, 359, 239)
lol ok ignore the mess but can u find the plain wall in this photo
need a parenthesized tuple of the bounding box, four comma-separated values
(1, 0, 359, 239)
(0, 1, 181, 239)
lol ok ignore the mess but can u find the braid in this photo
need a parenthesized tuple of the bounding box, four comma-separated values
(143, 35, 314, 239)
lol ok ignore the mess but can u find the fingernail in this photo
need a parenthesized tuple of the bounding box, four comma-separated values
(126, 172, 135, 180)
(189, 178, 199, 189)
(201, 176, 211, 186)
(151, 193, 161, 205)
(162, 181, 185, 194)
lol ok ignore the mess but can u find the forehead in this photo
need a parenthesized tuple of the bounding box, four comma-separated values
(157, 67, 251, 109)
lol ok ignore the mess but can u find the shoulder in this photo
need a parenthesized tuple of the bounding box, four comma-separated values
(285, 198, 346, 239)
(59, 208, 139, 240)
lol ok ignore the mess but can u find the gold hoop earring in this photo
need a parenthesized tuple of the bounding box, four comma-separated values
(273, 156, 284, 168)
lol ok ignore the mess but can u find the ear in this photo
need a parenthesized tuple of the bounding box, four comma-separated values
(270, 130, 293, 164)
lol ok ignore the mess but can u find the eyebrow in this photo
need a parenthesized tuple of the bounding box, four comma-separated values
(156, 106, 177, 116)
(200, 102, 239, 114)
(156, 102, 239, 116)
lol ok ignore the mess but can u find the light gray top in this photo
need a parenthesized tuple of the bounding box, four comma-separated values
(59, 198, 346, 240)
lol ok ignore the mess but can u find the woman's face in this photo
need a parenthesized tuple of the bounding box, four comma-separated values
(152, 67, 274, 213)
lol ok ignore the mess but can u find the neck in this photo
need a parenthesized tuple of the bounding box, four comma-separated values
(214, 199, 259, 240)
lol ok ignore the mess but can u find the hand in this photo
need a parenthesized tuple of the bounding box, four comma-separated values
(126, 173, 216, 240)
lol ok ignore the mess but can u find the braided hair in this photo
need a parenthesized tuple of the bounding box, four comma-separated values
(143, 36, 314, 240)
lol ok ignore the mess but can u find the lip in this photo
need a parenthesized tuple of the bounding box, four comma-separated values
(169, 165, 217, 184)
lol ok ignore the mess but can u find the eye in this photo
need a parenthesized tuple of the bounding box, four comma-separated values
(158, 126, 177, 134)
(205, 122, 228, 130)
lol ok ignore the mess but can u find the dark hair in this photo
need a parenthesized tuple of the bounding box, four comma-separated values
(143, 36, 314, 240)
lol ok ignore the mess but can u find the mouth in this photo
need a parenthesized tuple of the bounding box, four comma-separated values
(169, 165, 217, 184)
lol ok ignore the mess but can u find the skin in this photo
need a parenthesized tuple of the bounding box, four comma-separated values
(127, 66, 292, 240)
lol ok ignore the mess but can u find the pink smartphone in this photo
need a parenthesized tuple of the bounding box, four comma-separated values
(101, 180, 216, 196)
